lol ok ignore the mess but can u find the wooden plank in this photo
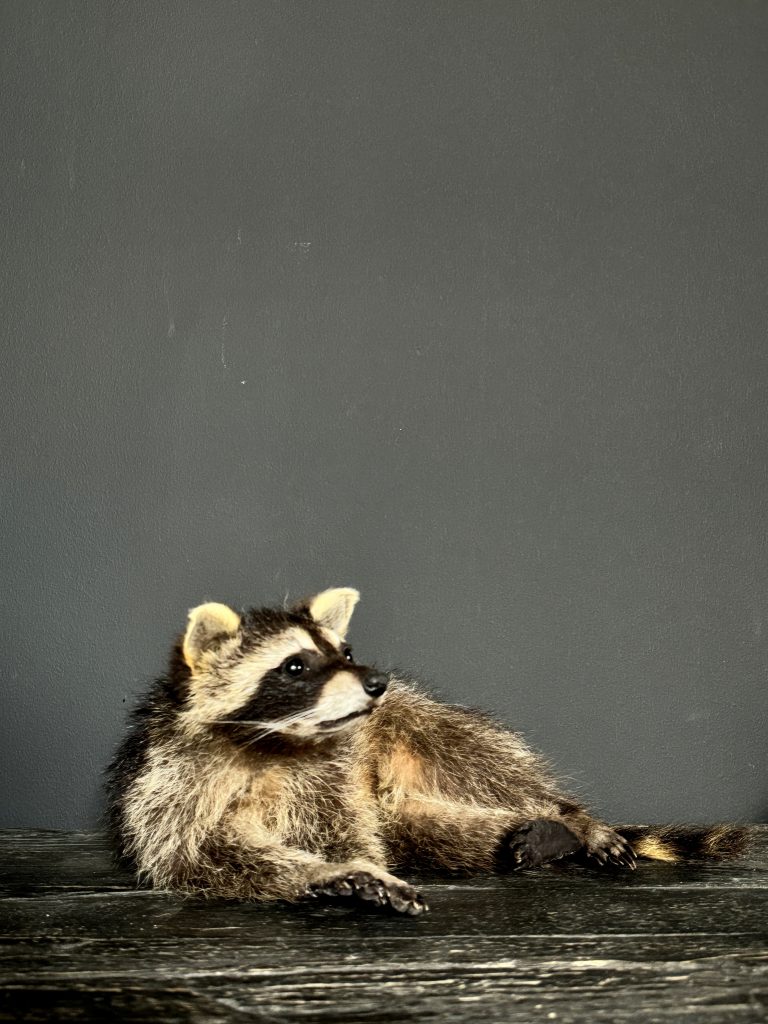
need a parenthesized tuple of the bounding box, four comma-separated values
(1, 954, 766, 1023)
(2, 885, 767, 940)
(0, 829, 766, 1023)
(1, 933, 766, 970)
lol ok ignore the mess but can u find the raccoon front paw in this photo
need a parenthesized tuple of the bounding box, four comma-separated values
(585, 830, 637, 870)
(500, 819, 583, 870)
(308, 871, 428, 915)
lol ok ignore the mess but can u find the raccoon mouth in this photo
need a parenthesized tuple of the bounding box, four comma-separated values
(317, 707, 374, 731)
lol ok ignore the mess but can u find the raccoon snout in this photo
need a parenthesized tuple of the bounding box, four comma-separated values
(362, 671, 388, 698)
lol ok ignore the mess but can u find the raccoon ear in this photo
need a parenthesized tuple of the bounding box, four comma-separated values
(307, 587, 360, 640)
(182, 602, 241, 670)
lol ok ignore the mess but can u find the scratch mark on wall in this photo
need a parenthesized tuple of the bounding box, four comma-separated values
(163, 276, 175, 338)
(221, 314, 229, 376)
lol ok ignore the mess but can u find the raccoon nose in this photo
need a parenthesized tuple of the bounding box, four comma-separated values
(362, 671, 388, 698)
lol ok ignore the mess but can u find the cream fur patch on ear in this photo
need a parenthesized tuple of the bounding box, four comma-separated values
(183, 602, 241, 670)
(307, 587, 360, 640)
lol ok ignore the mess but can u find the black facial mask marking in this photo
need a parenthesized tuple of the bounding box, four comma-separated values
(228, 648, 371, 726)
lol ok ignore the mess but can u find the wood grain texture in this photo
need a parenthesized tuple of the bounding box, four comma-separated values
(1, 829, 766, 1022)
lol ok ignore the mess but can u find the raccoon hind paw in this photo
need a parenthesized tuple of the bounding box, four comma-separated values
(499, 819, 583, 871)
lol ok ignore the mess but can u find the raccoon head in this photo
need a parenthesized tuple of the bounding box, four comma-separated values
(177, 587, 388, 742)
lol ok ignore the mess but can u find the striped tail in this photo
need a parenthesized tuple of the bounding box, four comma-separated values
(615, 824, 750, 863)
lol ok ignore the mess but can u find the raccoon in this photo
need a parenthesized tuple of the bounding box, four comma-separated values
(107, 587, 748, 915)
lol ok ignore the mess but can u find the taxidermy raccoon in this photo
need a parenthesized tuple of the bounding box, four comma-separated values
(107, 587, 748, 915)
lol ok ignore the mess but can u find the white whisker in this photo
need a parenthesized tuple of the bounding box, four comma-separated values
(215, 707, 320, 745)
(216, 720, 272, 726)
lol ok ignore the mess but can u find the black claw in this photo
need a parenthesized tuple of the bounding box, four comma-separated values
(391, 890, 428, 915)
(354, 877, 387, 905)
(587, 834, 637, 871)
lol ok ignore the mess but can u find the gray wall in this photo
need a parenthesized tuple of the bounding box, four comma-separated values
(2, 1, 766, 829)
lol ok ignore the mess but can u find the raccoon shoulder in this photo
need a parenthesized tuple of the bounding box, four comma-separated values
(364, 676, 528, 751)
(359, 677, 548, 801)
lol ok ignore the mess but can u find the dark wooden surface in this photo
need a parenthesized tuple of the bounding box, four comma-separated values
(1, 829, 766, 1022)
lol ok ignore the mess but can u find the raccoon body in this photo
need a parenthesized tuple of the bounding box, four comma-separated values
(107, 588, 749, 915)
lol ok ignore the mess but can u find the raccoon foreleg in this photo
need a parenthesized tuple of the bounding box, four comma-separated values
(193, 835, 427, 914)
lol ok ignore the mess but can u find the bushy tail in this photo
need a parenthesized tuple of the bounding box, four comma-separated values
(615, 824, 750, 863)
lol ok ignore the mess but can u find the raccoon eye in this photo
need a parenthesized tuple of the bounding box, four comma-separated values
(342, 646, 354, 663)
(283, 656, 305, 677)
